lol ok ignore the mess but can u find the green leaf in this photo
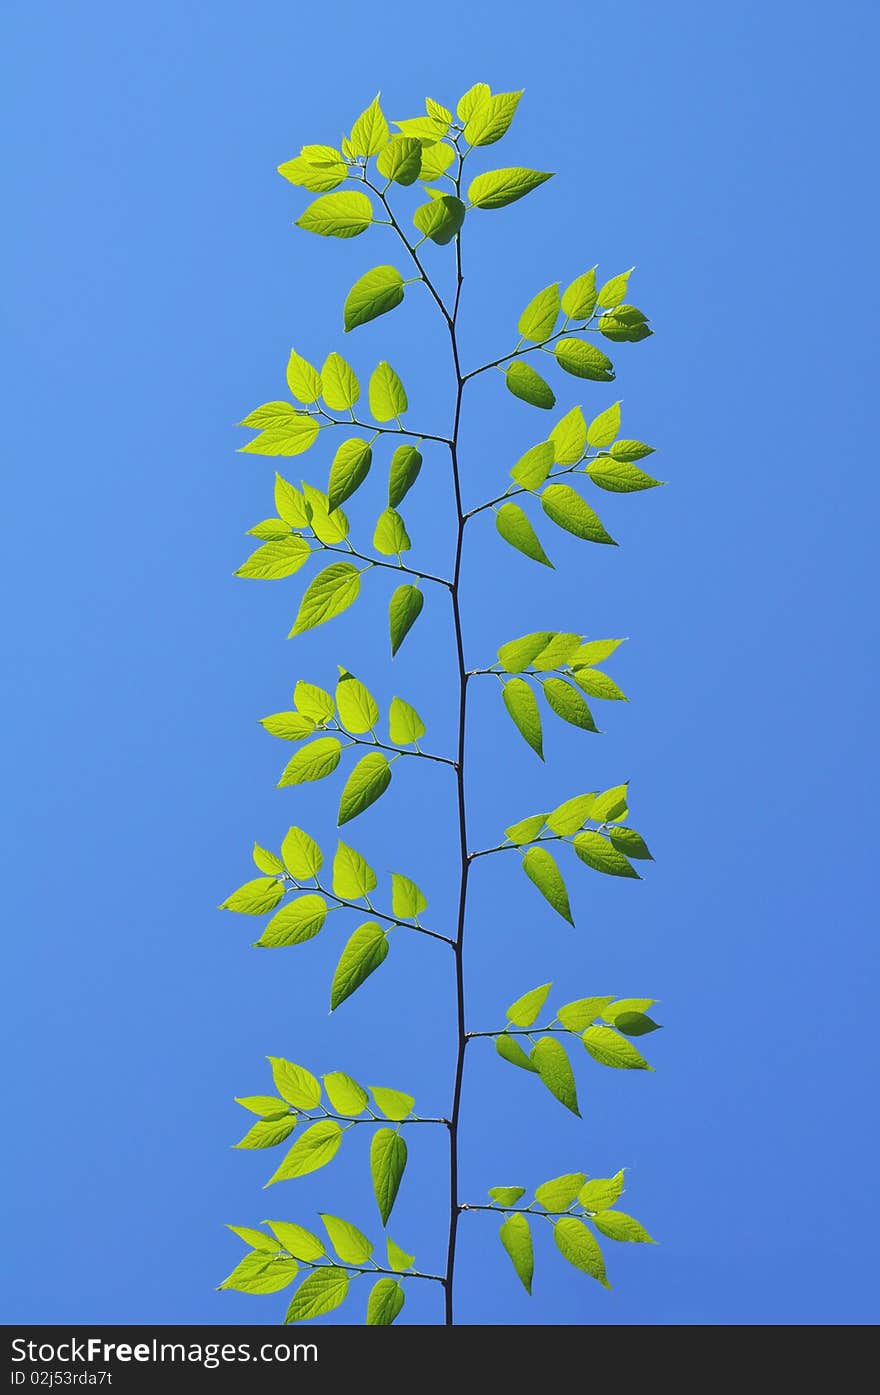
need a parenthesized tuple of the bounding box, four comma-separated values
(418, 141, 455, 181)
(370, 1128, 407, 1225)
(277, 737, 342, 788)
(534, 1173, 587, 1210)
(456, 81, 490, 122)
(239, 415, 319, 457)
(497, 631, 554, 672)
(614, 1011, 661, 1037)
(257, 895, 328, 948)
(330, 922, 388, 1009)
(388, 696, 425, 745)
(554, 1217, 610, 1287)
(245, 378, 303, 421)
(549, 406, 587, 465)
(598, 305, 652, 343)
(499, 1214, 533, 1294)
(293, 681, 335, 722)
(335, 671, 379, 733)
(343, 266, 405, 332)
(227, 1224, 281, 1251)
(496, 1033, 539, 1073)
(489, 1186, 526, 1206)
(332, 840, 377, 899)
(349, 94, 389, 156)
(610, 439, 654, 462)
(390, 872, 427, 918)
(464, 89, 522, 146)
(507, 982, 552, 1027)
(219, 1252, 298, 1294)
(530, 1036, 580, 1116)
(510, 440, 554, 490)
(506, 360, 556, 409)
(268, 1120, 343, 1185)
(389, 584, 423, 656)
(502, 678, 544, 758)
(387, 445, 422, 508)
(597, 268, 634, 309)
(248, 518, 292, 541)
(554, 338, 615, 382)
(220, 877, 284, 915)
(289, 563, 360, 636)
(522, 847, 573, 923)
(532, 632, 582, 666)
(582, 1026, 652, 1070)
(373, 507, 411, 555)
(302, 484, 349, 544)
(386, 1236, 414, 1270)
(235, 536, 311, 580)
(299, 143, 345, 166)
(468, 167, 553, 209)
(561, 269, 597, 320)
(367, 1278, 405, 1325)
(280, 826, 323, 879)
(275, 473, 311, 527)
(496, 503, 553, 567)
(286, 349, 322, 404)
(604, 997, 655, 1018)
(327, 438, 372, 511)
(269, 1057, 321, 1109)
(322, 1072, 369, 1115)
(278, 156, 346, 193)
(296, 191, 373, 238)
(369, 361, 408, 422)
(253, 843, 284, 875)
(337, 752, 392, 825)
(266, 1221, 326, 1262)
(587, 456, 662, 493)
(574, 831, 639, 879)
(557, 997, 613, 1032)
(284, 1267, 349, 1322)
(321, 1213, 373, 1264)
(235, 1095, 290, 1119)
(569, 638, 625, 666)
(376, 135, 422, 186)
(586, 402, 621, 448)
(578, 1172, 625, 1213)
(394, 114, 448, 142)
(545, 794, 597, 836)
(542, 678, 599, 732)
(592, 1210, 654, 1243)
(518, 283, 561, 341)
(321, 352, 360, 410)
(591, 783, 629, 822)
(413, 195, 465, 245)
(370, 1086, 415, 1121)
(426, 95, 453, 122)
(504, 813, 547, 845)
(608, 826, 653, 861)
(234, 1115, 297, 1150)
(542, 484, 616, 545)
(260, 712, 316, 741)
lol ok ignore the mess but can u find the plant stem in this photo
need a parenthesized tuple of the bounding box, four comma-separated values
(460, 314, 598, 382)
(465, 1027, 569, 1040)
(443, 139, 469, 1329)
(334, 728, 458, 770)
(309, 883, 456, 948)
(319, 543, 453, 591)
(468, 834, 568, 860)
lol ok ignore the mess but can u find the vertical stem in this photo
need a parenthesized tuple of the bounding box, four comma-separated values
(443, 146, 468, 1327)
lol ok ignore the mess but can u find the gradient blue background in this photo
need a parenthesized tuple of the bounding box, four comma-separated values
(3, 0, 878, 1327)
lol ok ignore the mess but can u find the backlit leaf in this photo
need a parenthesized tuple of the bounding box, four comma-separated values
(502, 678, 544, 757)
(337, 753, 392, 825)
(522, 847, 573, 923)
(468, 167, 553, 209)
(289, 564, 360, 636)
(344, 266, 405, 332)
(499, 1214, 533, 1293)
(496, 503, 553, 566)
(296, 191, 373, 238)
(530, 1036, 580, 1115)
(507, 982, 552, 1027)
(389, 584, 423, 656)
(542, 484, 617, 545)
(506, 360, 556, 409)
(330, 922, 388, 1008)
(370, 1128, 407, 1225)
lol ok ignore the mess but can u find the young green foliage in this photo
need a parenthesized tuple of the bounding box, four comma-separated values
(222, 81, 664, 1326)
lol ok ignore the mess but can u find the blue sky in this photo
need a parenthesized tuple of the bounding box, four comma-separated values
(2, 0, 878, 1326)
